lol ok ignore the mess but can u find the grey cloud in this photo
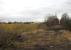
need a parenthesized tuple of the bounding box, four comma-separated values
(0, 0, 71, 22)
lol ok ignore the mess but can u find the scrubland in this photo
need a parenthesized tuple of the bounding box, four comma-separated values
(0, 23, 71, 50)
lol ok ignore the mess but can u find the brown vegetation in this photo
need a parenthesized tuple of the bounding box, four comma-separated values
(0, 13, 71, 50)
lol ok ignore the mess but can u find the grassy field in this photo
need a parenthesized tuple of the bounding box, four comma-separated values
(0, 23, 39, 32)
(0, 23, 71, 50)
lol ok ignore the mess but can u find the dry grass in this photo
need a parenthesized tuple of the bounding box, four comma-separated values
(0, 23, 71, 50)
(15, 30, 71, 48)
(0, 23, 38, 32)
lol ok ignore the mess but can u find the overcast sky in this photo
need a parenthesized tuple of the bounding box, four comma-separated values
(0, 0, 71, 22)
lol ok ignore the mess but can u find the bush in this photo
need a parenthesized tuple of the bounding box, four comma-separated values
(0, 31, 19, 50)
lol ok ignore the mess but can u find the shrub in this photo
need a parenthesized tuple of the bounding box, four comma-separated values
(0, 31, 19, 50)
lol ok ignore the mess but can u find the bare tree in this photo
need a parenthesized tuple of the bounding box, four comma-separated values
(60, 13, 71, 30)
(44, 15, 59, 26)
(60, 13, 69, 25)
